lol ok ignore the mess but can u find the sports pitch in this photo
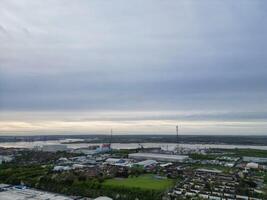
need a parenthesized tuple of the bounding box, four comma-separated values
(103, 174, 174, 190)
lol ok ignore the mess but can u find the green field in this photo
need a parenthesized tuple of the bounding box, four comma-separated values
(221, 148, 267, 157)
(103, 174, 174, 191)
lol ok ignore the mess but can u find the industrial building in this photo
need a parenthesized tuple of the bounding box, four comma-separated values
(0, 155, 13, 164)
(0, 184, 113, 200)
(0, 185, 73, 200)
(135, 160, 158, 168)
(243, 156, 267, 163)
(96, 143, 112, 153)
(128, 153, 189, 162)
(95, 197, 113, 200)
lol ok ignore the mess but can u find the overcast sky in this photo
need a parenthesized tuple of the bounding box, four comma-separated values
(0, 0, 267, 135)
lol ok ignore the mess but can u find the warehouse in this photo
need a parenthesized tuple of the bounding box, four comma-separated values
(243, 156, 267, 163)
(135, 160, 158, 168)
(129, 153, 188, 162)
(0, 186, 73, 200)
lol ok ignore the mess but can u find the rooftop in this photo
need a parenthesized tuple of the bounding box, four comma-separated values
(196, 168, 222, 174)
(0, 187, 73, 200)
(129, 153, 188, 161)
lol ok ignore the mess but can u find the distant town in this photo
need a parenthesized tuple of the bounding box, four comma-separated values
(0, 135, 266, 200)
(1, 135, 267, 146)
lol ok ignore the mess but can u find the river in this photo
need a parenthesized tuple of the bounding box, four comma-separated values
(0, 140, 267, 150)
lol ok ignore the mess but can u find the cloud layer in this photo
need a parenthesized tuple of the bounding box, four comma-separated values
(0, 0, 267, 134)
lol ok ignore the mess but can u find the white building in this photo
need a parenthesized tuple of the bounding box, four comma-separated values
(129, 153, 189, 162)
(105, 158, 123, 165)
(135, 160, 157, 168)
(196, 168, 222, 174)
(105, 158, 132, 167)
(246, 162, 259, 169)
(95, 197, 113, 200)
(0, 186, 73, 200)
(53, 166, 71, 172)
(0, 155, 13, 164)
(160, 162, 173, 168)
(58, 157, 70, 163)
(72, 164, 86, 169)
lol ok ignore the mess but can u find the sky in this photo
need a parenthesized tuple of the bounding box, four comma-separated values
(0, 0, 267, 135)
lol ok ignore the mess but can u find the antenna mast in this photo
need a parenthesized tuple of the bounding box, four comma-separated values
(110, 129, 113, 145)
(176, 125, 179, 151)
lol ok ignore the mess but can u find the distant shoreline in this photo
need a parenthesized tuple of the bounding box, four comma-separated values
(0, 134, 267, 146)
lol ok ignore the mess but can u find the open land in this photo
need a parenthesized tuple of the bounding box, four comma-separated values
(103, 174, 174, 191)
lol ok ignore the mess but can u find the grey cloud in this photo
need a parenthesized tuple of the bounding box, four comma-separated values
(0, 0, 267, 129)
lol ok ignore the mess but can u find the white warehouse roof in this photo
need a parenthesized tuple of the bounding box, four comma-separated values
(0, 187, 73, 200)
(95, 197, 113, 200)
(246, 162, 259, 169)
(136, 160, 157, 167)
(129, 153, 188, 162)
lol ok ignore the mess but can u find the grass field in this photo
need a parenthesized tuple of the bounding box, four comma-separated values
(222, 148, 267, 157)
(103, 174, 174, 191)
